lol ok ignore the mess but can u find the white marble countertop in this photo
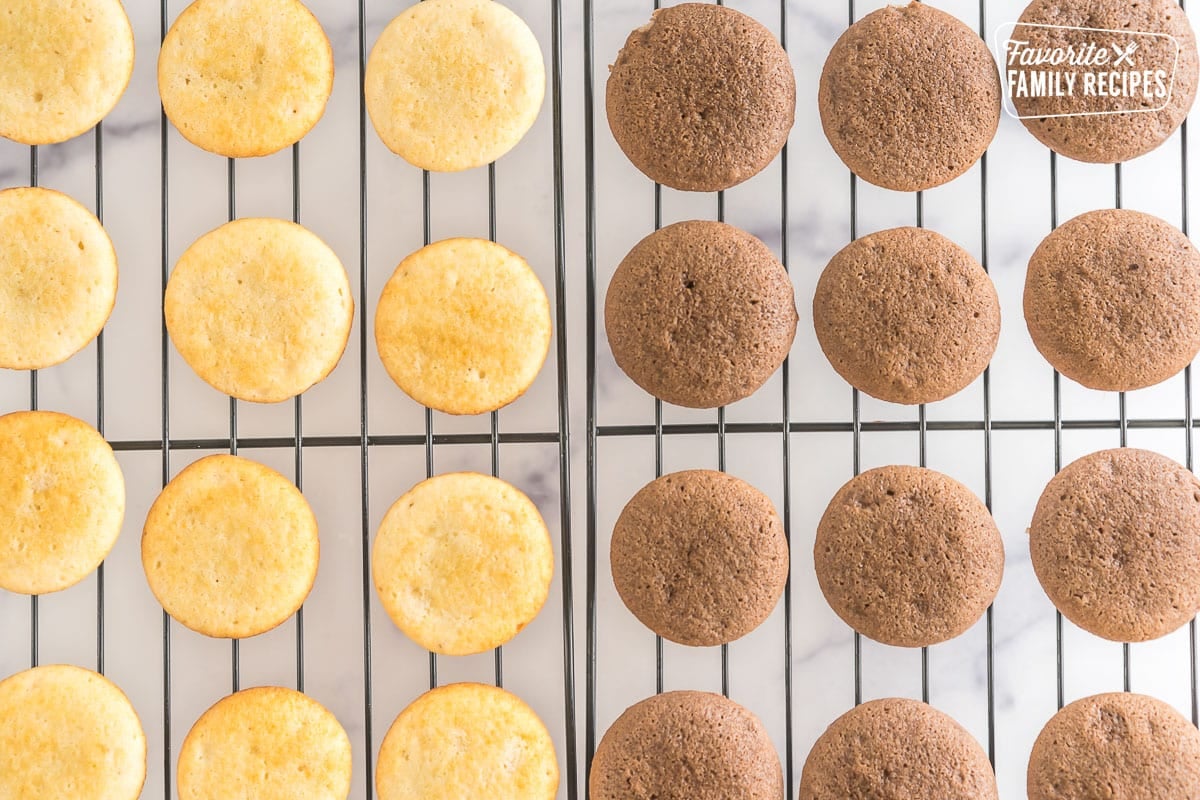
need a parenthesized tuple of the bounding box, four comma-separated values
(1, 1, 1197, 798)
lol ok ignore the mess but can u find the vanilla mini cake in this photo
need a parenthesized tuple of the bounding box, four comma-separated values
(0, 187, 119, 371)
(375, 238, 551, 415)
(376, 683, 558, 800)
(0, 0, 134, 145)
(373, 472, 553, 656)
(365, 0, 545, 171)
(0, 410, 125, 595)
(142, 454, 319, 639)
(159, 0, 333, 157)
(178, 687, 352, 800)
(0, 665, 146, 800)
(165, 218, 353, 403)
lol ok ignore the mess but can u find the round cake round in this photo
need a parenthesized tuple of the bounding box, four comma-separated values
(376, 683, 558, 800)
(1013, 0, 1198, 163)
(813, 226, 1000, 405)
(0, 0, 134, 145)
(605, 220, 797, 409)
(178, 687, 352, 800)
(800, 698, 997, 800)
(142, 454, 319, 639)
(0, 187, 119, 371)
(159, 0, 333, 158)
(819, 1, 1000, 191)
(815, 465, 1004, 647)
(0, 665, 146, 800)
(376, 238, 551, 415)
(590, 690, 783, 800)
(0, 410, 125, 595)
(165, 218, 354, 403)
(1030, 447, 1200, 642)
(365, 0, 545, 172)
(373, 472, 553, 655)
(606, 3, 795, 192)
(1024, 209, 1200, 392)
(1029, 692, 1200, 799)
(611, 470, 788, 647)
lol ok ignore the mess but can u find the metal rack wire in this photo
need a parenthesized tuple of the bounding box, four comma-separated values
(585, 0, 1197, 797)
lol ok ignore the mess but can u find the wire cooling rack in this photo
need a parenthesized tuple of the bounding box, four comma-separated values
(586, 1, 1198, 799)
(0, 1, 576, 799)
